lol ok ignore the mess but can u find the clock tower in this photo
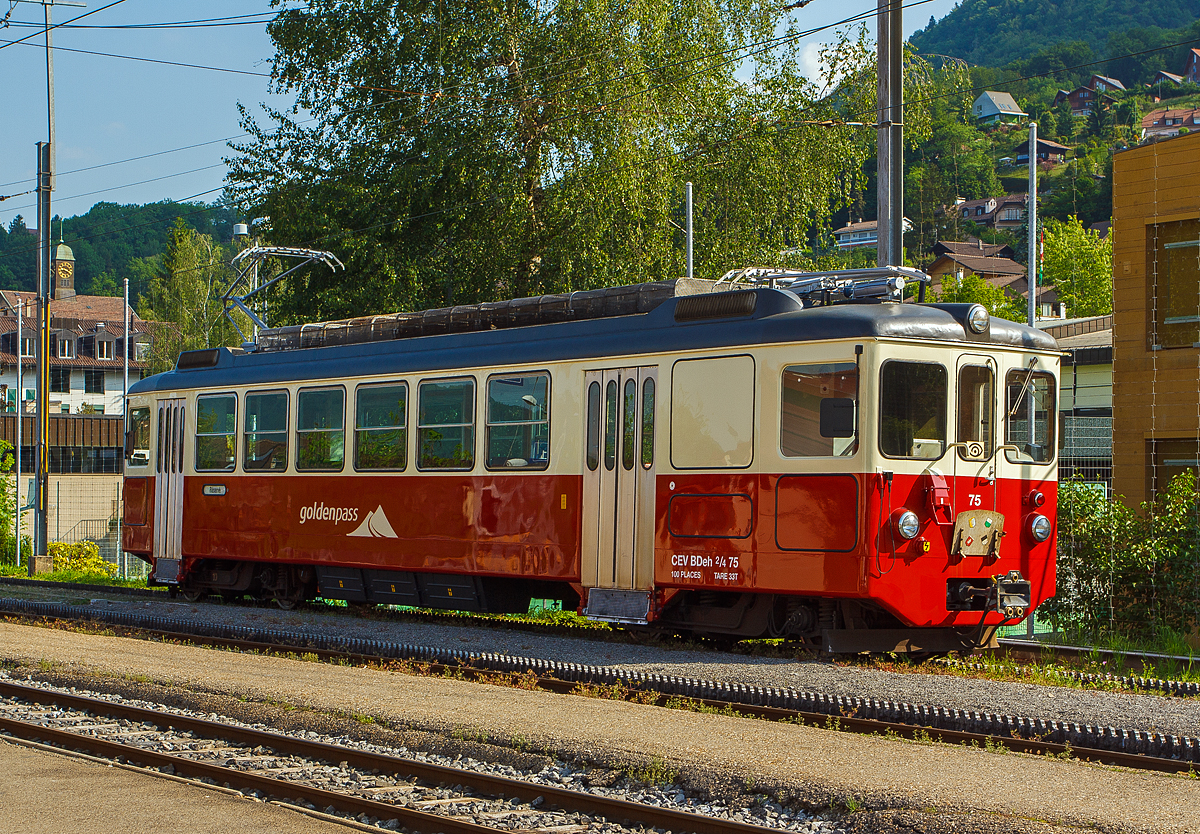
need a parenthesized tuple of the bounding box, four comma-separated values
(51, 239, 75, 301)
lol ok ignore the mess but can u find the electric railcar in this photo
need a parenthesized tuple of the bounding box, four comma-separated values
(121, 271, 1059, 653)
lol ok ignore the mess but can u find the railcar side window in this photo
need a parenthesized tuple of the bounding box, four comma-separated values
(355, 383, 407, 470)
(879, 361, 947, 459)
(297, 387, 345, 471)
(125, 406, 151, 466)
(641, 378, 655, 469)
(670, 355, 755, 468)
(486, 374, 549, 469)
(621, 377, 637, 471)
(418, 378, 475, 469)
(586, 382, 601, 471)
(1004, 369, 1056, 463)
(780, 362, 858, 457)
(957, 365, 994, 460)
(195, 394, 236, 471)
(604, 380, 617, 471)
(244, 391, 289, 471)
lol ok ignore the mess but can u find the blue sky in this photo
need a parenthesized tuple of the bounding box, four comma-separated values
(0, 0, 960, 232)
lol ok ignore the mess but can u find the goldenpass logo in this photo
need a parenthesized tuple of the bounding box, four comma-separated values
(299, 501, 359, 526)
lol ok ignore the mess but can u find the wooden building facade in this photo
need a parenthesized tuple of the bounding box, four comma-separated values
(1112, 131, 1200, 505)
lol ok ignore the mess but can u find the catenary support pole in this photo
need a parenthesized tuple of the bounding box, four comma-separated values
(1027, 122, 1038, 326)
(685, 182, 693, 280)
(121, 276, 129, 577)
(14, 300, 22, 568)
(876, 0, 904, 267)
(34, 143, 51, 576)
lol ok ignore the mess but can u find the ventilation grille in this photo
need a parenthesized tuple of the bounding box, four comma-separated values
(674, 290, 757, 322)
(176, 348, 221, 370)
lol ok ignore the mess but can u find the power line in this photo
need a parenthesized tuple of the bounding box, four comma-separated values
(0, 0, 128, 52)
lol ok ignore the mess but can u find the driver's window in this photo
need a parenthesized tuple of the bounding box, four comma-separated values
(957, 365, 994, 460)
(1005, 370, 1056, 463)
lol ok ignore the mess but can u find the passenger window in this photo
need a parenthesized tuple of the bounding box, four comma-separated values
(125, 406, 151, 467)
(879, 361, 947, 459)
(486, 374, 549, 469)
(957, 366, 994, 460)
(622, 377, 636, 471)
(418, 378, 475, 469)
(1005, 369, 1056, 463)
(586, 382, 601, 472)
(641, 378, 655, 469)
(604, 380, 617, 471)
(244, 390, 289, 471)
(355, 383, 407, 470)
(671, 355, 755, 468)
(195, 394, 236, 471)
(297, 387, 345, 471)
(780, 362, 858, 457)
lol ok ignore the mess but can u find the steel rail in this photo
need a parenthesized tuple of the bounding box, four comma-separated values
(0, 679, 780, 834)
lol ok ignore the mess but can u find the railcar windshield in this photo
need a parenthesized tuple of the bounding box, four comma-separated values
(1004, 369, 1056, 463)
(879, 361, 947, 459)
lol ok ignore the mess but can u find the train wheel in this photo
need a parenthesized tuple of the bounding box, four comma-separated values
(273, 593, 302, 610)
(180, 589, 206, 603)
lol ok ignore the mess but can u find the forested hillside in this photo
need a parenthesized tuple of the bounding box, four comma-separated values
(0, 201, 236, 296)
(910, 0, 1200, 68)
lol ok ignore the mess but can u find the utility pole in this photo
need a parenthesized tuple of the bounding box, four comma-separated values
(1027, 122, 1038, 326)
(14, 299, 23, 569)
(685, 182, 694, 280)
(120, 276, 128, 577)
(34, 143, 50, 575)
(876, 0, 904, 267)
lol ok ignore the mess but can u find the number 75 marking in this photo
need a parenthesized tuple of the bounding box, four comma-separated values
(968, 493, 983, 507)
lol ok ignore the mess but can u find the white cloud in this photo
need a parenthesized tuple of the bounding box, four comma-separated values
(797, 41, 828, 91)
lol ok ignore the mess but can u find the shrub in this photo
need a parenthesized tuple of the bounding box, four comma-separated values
(49, 541, 116, 578)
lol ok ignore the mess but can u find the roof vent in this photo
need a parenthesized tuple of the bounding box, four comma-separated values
(176, 348, 221, 370)
(674, 291, 757, 322)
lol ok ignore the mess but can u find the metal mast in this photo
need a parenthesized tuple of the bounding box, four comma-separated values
(876, 0, 904, 267)
(1026, 122, 1038, 326)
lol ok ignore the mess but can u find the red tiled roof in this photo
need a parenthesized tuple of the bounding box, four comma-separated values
(0, 290, 143, 324)
(934, 253, 1027, 277)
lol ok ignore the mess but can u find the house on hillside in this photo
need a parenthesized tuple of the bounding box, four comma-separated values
(926, 240, 1062, 320)
(1053, 75, 1126, 117)
(972, 91, 1027, 125)
(1040, 315, 1113, 487)
(832, 217, 912, 249)
(1015, 137, 1070, 165)
(948, 193, 1028, 230)
(1186, 48, 1200, 84)
(1141, 107, 1200, 140)
(1153, 70, 1183, 88)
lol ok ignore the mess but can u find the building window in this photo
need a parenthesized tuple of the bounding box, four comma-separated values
(780, 362, 858, 457)
(1149, 218, 1200, 348)
(84, 369, 105, 394)
(20, 337, 33, 357)
(1148, 438, 1200, 499)
(57, 336, 74, 358)
(195, 394, 237, 471)
(50, 368, 70, 393)
(296, 386, 345, 471)
(417, 378, 475, 470)
(355, 383, 407, 470)
(97, 340, 114, 360)
(486, 374, 549, 469)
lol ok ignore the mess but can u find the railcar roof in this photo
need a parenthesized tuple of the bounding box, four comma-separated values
(130, 289, 1058, 394)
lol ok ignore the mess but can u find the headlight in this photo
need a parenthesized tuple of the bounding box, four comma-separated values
(895, 510, 920, 540)
(967, 304, 990, 333)
(1029, 514, 1052, 542)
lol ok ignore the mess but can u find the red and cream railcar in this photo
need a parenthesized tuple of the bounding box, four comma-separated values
(122, 277, 1059, 652)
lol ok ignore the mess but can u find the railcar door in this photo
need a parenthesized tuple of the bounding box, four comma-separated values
(152, 398, 186, 584)
(581, 367, 657, 622)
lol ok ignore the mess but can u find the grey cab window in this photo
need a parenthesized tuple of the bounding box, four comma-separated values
(195, 394, 237, 471)
(486, 374, 549, 469)
(355, 383, 407, 470)
(957, 365, 995, 460)
(1005, 369, 1056, 463)
(418, 378, 475, 470)
(297, 386, 345, 471)
(244, 390, 289, 471)
(125, 405, 151, 467)
(780, 362, 858, 457)
(879, 361, 947, 459)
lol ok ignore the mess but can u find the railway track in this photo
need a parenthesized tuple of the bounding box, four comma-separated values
(0, 678, 804, 834)
(1, 596, 1198, 776)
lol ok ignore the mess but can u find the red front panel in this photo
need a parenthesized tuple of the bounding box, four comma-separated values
(175, 474, 583, 580)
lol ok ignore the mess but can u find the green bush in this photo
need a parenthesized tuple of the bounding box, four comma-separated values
(1044, 472, 1200, 643)
(49, 541, 116, 578)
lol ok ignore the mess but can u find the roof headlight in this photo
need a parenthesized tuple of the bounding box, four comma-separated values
(894, 510, 920, 540)
(967, 304, 990, 334)
(1029, 513, 1052, 543)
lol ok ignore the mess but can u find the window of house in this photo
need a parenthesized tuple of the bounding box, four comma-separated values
(97, 340, 114, 360)
(1148, 218, 1200, 348)
(486, 374, 549, 469)
(50, 368, 70, 393)
(880, 361, 947, 459)
(57, 336, 74, 358)
(84, 369, 104, 394)
(296, 387, 345, 471)
(417, 378, 475, 469)
(355, 383, 407, 470)
(1004, 368, 1056, 463)
(243, 390, 288, 471)
(195, 394, 236, 471)
(20, 337, 33, 358)
(780, 362, 858, 457)
(957, 365, 994, 460)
